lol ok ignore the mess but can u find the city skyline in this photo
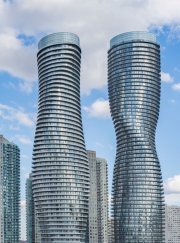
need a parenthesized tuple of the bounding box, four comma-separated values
(0, 0, 180, 240)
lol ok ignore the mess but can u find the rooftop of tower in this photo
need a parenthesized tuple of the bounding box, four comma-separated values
(38, 32, 80, 50)
(0, 134, 9, 143)
(110, 31, 157, 48)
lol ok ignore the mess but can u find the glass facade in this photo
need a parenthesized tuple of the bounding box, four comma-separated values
(0, 135, 20, 243)
(38, 32, 80, 50)
(108, 32, 165, 243)
(87, 150, 108, 243)
(110, 31, 157, 48)
(26, 174, 35, 243)
(32, 32, 89, 243)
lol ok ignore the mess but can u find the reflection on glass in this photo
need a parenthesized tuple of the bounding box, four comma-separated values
(32, 32, 89, 242)
(108, 32, 165, 243)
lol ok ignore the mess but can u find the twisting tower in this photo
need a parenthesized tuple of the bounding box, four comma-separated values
(108, 32, 165, 243)
(32, 32, 89, 243)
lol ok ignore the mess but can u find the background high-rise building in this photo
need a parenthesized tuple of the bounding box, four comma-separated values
(87, 150, 108, 243)
(26, 174, 35, 243)
(165, 204, 180, 243)
(26, 174, 40, 243)
(32, 32, 90, 243)
(108, 31, 165, 242)
(108, 218, 114, 243)
(0, 135, 20, 243)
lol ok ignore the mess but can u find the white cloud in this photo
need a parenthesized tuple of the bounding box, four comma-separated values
(9, 124, 19, 130)
(21, 200, 26, 215)
(161, 46, 166, 51)
(174, 67, 180, 72)
(83, 98, 110, 119)
(3, 82, 16, 89)
(165, 194, 180, 206)
(21, 154, 29, 159)
(19, 81, 35, 94)
(21, 166, 26, 171)
(169, 99, 175, 103)
(109, 145, 114, 150)
(172, 83, 180, 91)
(0, 33, 37, 93)
(164, 175, 180, 194)
(95, 142, 104, 147)
(0, 103, 35, 127)
(161, 72, 174, 83)
(14, 135, 32, 145)
(0, 0, 180, 93)
(24, 173, 29, 178)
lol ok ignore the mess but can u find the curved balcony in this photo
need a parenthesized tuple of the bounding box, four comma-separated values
(108, 32, 165, 243)
(32, 32, 89, 243)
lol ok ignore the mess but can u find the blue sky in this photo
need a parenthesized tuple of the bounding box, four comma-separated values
(0, 0, 180, 240)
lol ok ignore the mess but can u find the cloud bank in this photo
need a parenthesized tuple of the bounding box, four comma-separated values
(1, 0, 180, 93)
(164, 175, 180, 194)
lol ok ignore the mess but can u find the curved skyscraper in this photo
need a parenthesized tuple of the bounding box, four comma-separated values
(32, 33, 89, 243)
(108, 32, 165, 242)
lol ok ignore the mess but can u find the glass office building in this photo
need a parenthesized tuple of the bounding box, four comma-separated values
(0, 135, 20, 243)
(108, 32, 165, 242)
(32, 32, 89, 243)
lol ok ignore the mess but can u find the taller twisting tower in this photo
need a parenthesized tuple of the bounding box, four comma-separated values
(108, 32, 165, 243)
(32, 32, 89, 243)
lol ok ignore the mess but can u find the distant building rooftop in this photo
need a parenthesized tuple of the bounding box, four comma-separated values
(0, 135, 9, 143)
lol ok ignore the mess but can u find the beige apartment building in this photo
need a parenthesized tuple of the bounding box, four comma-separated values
(87, 150, 108, 243)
